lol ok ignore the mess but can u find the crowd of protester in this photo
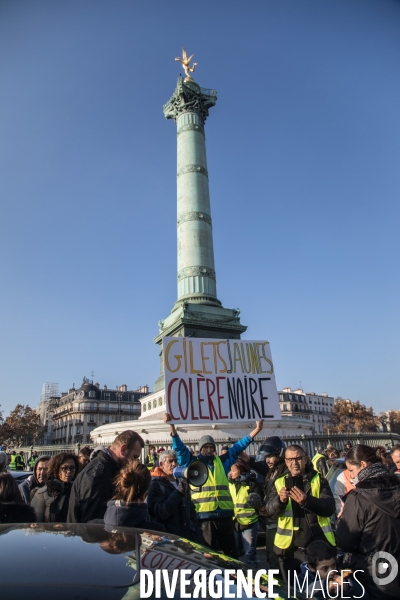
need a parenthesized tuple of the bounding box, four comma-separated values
(1, 428, 400, 599)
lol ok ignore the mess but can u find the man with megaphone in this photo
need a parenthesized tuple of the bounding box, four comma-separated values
(163, 413, 264, 559)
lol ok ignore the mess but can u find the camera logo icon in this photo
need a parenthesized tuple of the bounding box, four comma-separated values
(372, 551, 398, 586)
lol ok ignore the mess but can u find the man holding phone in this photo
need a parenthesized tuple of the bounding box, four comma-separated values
(265, 444, 336, 583)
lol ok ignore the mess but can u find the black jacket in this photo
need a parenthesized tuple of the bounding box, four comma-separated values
(104, 501, 165, 531)
(336, 473, 400, 600)
(31, 477, 73, 523)
(262, 459, 287, 527)
(266, 468, 335, 553)
(147, 474, 199, 540)
(0, 502, 36, 524)
(314, 455, 330, 478)
(249, 456, 270, 478)
(67, 448, 119, 523)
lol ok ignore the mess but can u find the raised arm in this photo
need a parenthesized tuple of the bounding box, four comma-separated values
(249, 420, 264, 441)
(163, 413, 177, 436)
(227, 420, 264, 462)
(164, 413, 192, 467)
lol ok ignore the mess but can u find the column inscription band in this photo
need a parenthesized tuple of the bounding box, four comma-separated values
(177, 212, 212, 227)
(178, 266, 216, 282)
(177, 164, 208, 178)
(177, 123, 205, 136)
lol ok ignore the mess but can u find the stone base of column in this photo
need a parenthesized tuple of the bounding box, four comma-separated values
(153, 302, 247, 391)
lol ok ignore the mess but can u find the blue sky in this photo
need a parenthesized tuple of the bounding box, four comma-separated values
(0, 0, 399, 416)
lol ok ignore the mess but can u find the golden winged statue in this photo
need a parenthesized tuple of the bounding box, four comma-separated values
(175, 48, 197, 82)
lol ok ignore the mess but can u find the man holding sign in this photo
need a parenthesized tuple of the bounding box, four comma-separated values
(164, 412, 263, 558)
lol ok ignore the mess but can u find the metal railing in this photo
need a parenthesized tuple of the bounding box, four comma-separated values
(8, 431, 399, 464)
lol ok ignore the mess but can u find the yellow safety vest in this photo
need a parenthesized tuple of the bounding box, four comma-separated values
(16, 455, 25, 469)
(274, 473, 336, 549)
(190, 456, 233, 513)
(146, 455, 156, 470)
(9, 455, 17, 470)
(229, 482, 258, 525)
(311, 453, 326, 473)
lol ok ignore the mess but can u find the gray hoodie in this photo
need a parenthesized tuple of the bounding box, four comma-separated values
(19, 455, 51, 504)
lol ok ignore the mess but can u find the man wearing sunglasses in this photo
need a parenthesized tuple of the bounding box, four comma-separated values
(265, 444, 336, 583)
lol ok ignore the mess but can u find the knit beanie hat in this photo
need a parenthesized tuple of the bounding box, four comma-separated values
(198, 435, 216, 451)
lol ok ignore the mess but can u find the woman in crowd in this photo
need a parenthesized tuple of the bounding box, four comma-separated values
(147, 449, 199, 540)
(0, 472, 36, 523)
(326, 447, 340, 460)
(375, 445, 392, 469)
(104, 459, 164, 530)
(336, 444, 400, 600)
(228, 458, 262, 568)
(31, 452, 79, 522)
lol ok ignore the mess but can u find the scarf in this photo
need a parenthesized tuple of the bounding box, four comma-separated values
(353, 462, 388, 485)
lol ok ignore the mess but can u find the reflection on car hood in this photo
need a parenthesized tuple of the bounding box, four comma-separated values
(0, 523, 304, 599)
(10, 470, 31, 480)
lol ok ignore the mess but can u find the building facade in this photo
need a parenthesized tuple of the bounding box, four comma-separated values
(36, 382, 60, 444)
(51, 378, 149, 445)
(278, 387, 334, 434)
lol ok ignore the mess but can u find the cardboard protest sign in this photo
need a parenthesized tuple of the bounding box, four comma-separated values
(162, 337, 281, 424)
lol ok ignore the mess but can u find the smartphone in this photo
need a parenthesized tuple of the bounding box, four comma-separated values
(284, 475, 304, 491)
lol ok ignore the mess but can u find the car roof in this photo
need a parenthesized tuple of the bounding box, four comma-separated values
(0, 523, 306, 600)
(9, 471, 31, 481)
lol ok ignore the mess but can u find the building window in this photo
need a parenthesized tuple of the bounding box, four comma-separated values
(158, 397, 162, 406)
(105, 393, 110, 401)
(89, 391, 96, 398)
(153, 399, 157, 409)
(129, 405, 135, 413)
(142, 404, 146, 412)
(104, 404, 109, 413)
(283, 404, 287, 411)
(76, 427, 81, 434)
(147, 402, 151, 411)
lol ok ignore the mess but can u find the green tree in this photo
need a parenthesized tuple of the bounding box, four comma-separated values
(386, 410, 400, 435)
(0, 404, 41, 446)
(325, 398, 378, 434)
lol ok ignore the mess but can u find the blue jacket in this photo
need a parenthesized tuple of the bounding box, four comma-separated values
(171, 433, 253, 519)
(104, 501, 165, 531)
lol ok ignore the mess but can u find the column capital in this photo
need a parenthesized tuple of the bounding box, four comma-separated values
(163, 75, 217, 123)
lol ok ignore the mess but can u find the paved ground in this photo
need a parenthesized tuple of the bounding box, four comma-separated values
(256, 544, 267, 568)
